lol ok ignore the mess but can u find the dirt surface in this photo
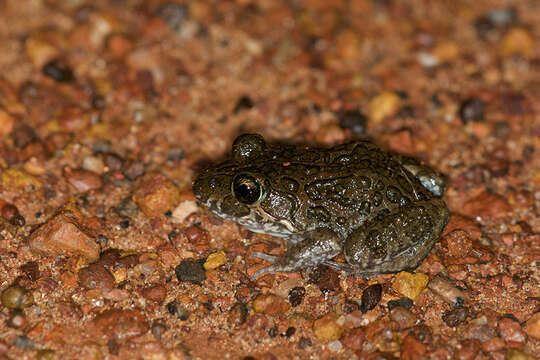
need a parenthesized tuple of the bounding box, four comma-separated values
(0, 0, 539, 359)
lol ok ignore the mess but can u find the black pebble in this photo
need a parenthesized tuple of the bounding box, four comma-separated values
(175, 259, 206, 285)
(338, 110, 367, 135)
(459, 97, 484, 123)
(156, 3, 189, 32)
(285, 326, 296, 338)
(42, 59, 74, 82)
(442, 307, 469, 327)
(360, 283, 382, 313)
(387, 297, 413, 311)
(268, 325, 278, 337)
(14, 336, 34, 350)
(288, 286, 306, 307)
(233, 96, 254, 114)
(298, 337, 312, 349)
(119, 219, 130, 228)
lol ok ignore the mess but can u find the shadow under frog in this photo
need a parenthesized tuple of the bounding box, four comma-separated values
(193, 134, 450, 279)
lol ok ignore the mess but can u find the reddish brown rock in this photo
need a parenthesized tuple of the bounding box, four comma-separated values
(141, 284, 167, 303)
(455, 339, 481, 360)
(58, 106, 91, 132)
(497, 317, 526, 345)
(78, 264, 115, 290)
(29, 210, 100, 262)
(443, 216, 479, 241)
(341, 327, 365, 351)
(133, 173, 181, 217)
(462, 192, 511, 219)
(428, 275, 469, 305)
(401, 334, 427, 360)
(252, 294, 290, 315)
(91, 309, 149, 343)
(523, 312, 540, 340)
(65, 168, 103, 193)
(390, 306, 417, 330)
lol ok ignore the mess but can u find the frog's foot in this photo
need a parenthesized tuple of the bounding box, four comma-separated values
(250, 228, 342, 280)
(322, 261, 380, 278)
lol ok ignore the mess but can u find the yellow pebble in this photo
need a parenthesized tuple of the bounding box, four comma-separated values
(203, 251, 227, 270)
(392, 271, 429, 301)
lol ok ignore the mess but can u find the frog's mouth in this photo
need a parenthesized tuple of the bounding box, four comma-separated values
(211, 203, 297, 238)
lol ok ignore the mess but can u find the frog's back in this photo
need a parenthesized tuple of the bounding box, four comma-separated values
(256, 141, 431, 238)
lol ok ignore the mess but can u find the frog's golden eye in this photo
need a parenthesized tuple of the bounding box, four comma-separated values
(232, 174, 263, 205)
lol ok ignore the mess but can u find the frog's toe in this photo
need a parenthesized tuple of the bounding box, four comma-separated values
(250, 251, 278, 262)
(251, 264, 281, 280)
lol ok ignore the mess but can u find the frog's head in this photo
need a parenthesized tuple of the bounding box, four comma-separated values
(193, 134, 296, 235)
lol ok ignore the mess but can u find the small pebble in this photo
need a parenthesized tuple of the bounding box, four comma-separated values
(459, 97, 484, 123)
(387, 297, 413, 311)
(0, 110, 15, 136)
(156, 3, 189, 32)
(428, 275, 467, 306)
(368, 92, 401, 123)
(298, 337, 312, 349)
(103, 153, 123, 171)
(228, 302, 248, 326)
(90, 309, 149, 342)
(313, 313, 344, 342)
(2, 203, 25, 226)
(35, 349, 56, 360)
(360, 283, 382, 313)
(42, 59, 74, 82)
(338, 109, 367, 135)
(14, 336, 34, 350)
(204, 251, 227, 270)
(252, 294, 290, 315)
(116, 197, 139, 218)
(82, 156, 105, 174)
(12, 124, 36, 148)
(78, 264, 115, 291)
(65, 168, 103, 193)
(151, 320, 167, 341)
(7, 310, 27, 328)
(141, 284, 167, 303)
(390, 306, 417, 329)
(327, 340, 343, 352)
(133, 173, 180, 217)
(285, 326, 296, 338)
(21, 261, 41, 281)
(505, 349, 535, 360)
(392, 272, 429, 301)
(92, 139, 112, 153)
(523, 312, 540, 339)
(498, 27, 535, 58)
(233, 95, 254, 114)
(497, 317, 526, 344)
(309, 266, 341, 293)
(442, 306, 469, 327)
(1, 286, 34, 309)
(175, 259, 206, 285)
(288, 286, 306, 307)
(343, 300, 360, 313)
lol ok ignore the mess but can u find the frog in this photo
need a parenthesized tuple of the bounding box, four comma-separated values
(192, 133, 450, 279)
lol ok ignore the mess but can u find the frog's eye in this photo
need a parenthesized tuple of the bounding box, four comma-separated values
(232, 174, 263, 205)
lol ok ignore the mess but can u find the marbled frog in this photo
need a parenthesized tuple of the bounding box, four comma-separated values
(193, 134, 450, 279)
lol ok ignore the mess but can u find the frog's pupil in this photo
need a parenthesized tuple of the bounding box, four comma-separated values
(233, 175, 260, 205)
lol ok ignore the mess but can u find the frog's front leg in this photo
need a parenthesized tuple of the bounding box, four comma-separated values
(251, 227, 341, 279)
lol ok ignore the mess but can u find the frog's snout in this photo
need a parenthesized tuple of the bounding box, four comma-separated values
(192, 175, 208, 203)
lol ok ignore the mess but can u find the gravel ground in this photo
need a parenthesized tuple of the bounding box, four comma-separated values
(0, 0, 539, 359)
